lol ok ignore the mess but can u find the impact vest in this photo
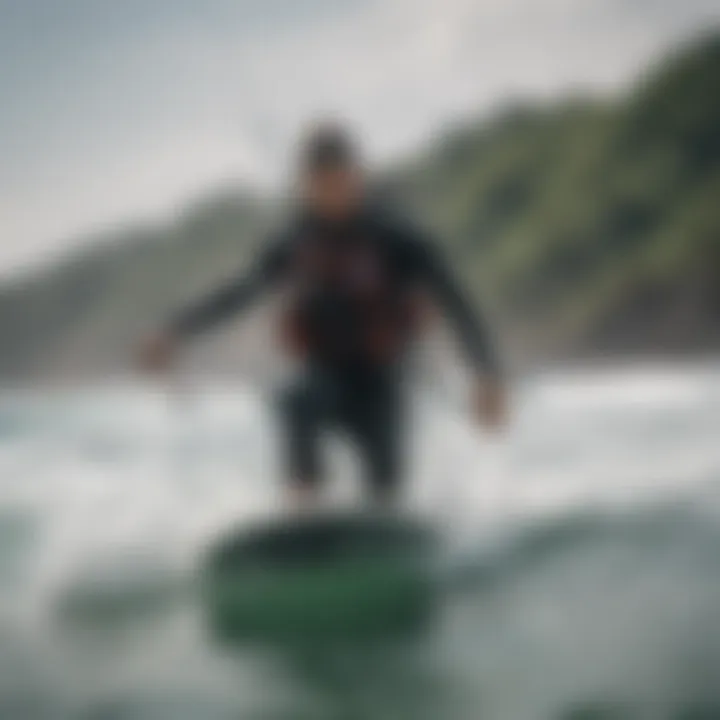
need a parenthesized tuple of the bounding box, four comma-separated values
(279, 228, 429, 365)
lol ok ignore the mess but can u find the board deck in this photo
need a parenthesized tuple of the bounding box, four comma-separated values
(202, 513, 439, 640)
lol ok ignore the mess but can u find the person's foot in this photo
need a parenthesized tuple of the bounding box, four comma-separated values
(369, 487, 398, 513)
(285, 483, 319, 513)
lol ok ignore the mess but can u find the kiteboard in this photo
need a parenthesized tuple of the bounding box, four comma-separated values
(202, 512, 439, 640)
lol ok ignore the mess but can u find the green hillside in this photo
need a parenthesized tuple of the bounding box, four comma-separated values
(1, 32, 718, 379)
(387, 31, 720, 359)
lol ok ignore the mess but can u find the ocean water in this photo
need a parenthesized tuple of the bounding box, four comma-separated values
(1, 363, 720, 720)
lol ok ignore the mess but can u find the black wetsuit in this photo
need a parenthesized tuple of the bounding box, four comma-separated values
(170, 206, 498, 499)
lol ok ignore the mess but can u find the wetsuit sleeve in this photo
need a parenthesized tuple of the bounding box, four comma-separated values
(168, 237, 289, 339)
(412, 236, 501, 377)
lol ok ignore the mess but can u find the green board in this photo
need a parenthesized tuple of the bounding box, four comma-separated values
(202, 513, 439, 641)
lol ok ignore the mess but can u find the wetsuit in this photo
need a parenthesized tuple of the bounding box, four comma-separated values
(169, 206, 498, 499)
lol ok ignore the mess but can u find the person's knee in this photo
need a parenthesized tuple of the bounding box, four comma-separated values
(277, 377, 326, 484)
(278, 378, 318, 427)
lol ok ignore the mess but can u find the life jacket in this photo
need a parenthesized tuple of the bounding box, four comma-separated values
(279, 226, 430, 365)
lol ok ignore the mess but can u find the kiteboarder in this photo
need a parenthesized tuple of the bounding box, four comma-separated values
(140, 122, 507, 506)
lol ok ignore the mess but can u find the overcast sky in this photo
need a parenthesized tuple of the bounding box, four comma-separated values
(1, 0, 718, 277)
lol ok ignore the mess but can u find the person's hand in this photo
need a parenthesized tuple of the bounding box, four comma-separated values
(472, 376, 508, 432)
(137, 332, 179, 374)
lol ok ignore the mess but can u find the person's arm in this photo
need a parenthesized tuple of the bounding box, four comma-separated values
(169, 240, 287, 338)
(410, 233, 507, 428)
(139, 237, 288, 371)
(414, 239, 498, 374)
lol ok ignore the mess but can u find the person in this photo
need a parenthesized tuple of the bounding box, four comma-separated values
(140, 122, 507, 507)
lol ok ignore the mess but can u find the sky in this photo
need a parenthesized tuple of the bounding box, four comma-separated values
(1, 0, 718, 278)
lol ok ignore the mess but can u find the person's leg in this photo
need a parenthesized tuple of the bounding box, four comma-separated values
(276, 370, 336, 510)
(347, 370, 405, 507)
